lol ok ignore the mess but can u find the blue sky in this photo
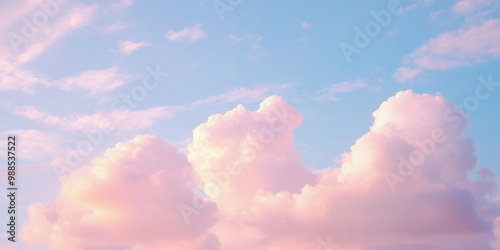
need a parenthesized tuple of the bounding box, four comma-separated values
(1, 0, 500, 249)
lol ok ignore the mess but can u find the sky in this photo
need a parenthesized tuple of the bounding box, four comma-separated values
(0, 0, 500, 249)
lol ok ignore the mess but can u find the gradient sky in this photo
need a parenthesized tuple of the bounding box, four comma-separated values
(1, 0, 500, 249)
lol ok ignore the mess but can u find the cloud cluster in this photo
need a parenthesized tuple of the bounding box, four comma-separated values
(21, 91, 499, 249)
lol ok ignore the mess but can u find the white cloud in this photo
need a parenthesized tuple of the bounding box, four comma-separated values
(394, 67, 423, 82)
(101, 22, 128, 33)
(317, 79, 367, 101)
(229, 33, 270, 62)
(301, 22, 312, 29)
(184, 83, 295, 108)
(165, 24, 207, 42)
(119, 40, 150, 55)
(228, 33, 242, 44)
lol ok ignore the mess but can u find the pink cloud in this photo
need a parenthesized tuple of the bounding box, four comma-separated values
(21, 92, 499, 249)
(21, 135, 219, 250)
(166, 24, 207, 42)
(393, 67, 423, 82)
(13, 106, 176, 132)
(0, 2, 97, 93)
(395, 18, 500, 81)
(452, 0, 495, 15)
(0, 129, 60, 161)
(14, 3, 97, 65)
(119, 40, 150, 55)
(55, 67, 132, 95)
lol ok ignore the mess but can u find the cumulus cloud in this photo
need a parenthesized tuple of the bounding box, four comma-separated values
(395, 18, 500, 81)
(21, 91, 499, 249)
(21, 135, 219, 250)
(166, 24, 207, 42)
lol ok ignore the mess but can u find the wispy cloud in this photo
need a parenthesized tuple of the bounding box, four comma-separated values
(452, 0, 495, 15)
(55, 67, 133, 95)
(394, 67, 423, 82)
(395, 18, 500, 81)
(119, 40, 151, 55)
(111, 0, 133, 10)
(301, 22, 312, 29)
(101, 22, 128, 33)
(0, 2, 98, 93)
(228, 33, 242, 44)
(317, 79, 367, 101)
(12, 83, 294, 132)
(0, 62, 49, 93)
(14, 106, 176, 133)
(14, 3, 97, 65)
(184, 83, 295, 108)
(228, 33, 270, 62)
(166, 24, 207, 42)
(0, 129, 60, 161)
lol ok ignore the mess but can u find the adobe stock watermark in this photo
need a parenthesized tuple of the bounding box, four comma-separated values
(339, 0, 401, 63)
(213, 0, 243, 21)
(315, 235, 340, 250)
(7, 0, 68, 54)
(178, 105, 297, 224)
(386, 74, 500, 192)
(51, 65, 169, 181)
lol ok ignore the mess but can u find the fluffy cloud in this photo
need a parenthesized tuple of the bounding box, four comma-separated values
(21, 91, 499, 249)
(21, 135, 219, 250)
